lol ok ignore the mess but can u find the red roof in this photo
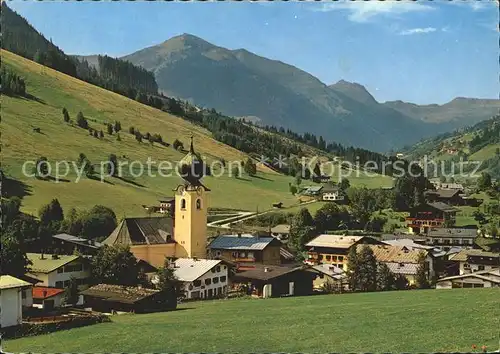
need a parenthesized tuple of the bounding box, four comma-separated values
(32, 286, 65, 300)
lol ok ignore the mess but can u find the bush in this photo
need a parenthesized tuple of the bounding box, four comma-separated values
(76, 112, 88, 129)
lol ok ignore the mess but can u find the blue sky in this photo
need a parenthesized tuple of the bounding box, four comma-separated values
(8, 0, 499, 104)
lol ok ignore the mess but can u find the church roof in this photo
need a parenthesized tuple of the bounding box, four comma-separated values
(103, 217, 174, 246)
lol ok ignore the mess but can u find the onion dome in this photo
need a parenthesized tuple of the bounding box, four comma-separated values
(177, 136, 205, 185)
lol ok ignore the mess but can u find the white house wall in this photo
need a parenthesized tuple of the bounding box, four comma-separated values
(0, 288, 23, 327)
(182, 264, 229, 300)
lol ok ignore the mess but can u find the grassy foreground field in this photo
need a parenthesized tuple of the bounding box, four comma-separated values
(2, 50, 391, 216)
(6, 289, 499, 353)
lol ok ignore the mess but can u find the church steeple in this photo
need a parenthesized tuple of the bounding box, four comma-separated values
(177, 135, 205, 186)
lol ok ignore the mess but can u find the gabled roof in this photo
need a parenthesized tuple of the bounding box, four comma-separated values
(357, 244, 424, 264)
(312, 264, 345, 280)
(27, 253, 80, 273)
(0, 275, 32, 290)
(449, 249, 500, 262)
(209, 235, 280, 250)
(280, 247, 295, 260)
(53, 233, 102, 249)
(383, 239, 435, 251)
(427, 228, 478, 239)
(385, 262, 419, 275)
(103, 217, 174, 246)
(32, 286, 65, 300)
(321, 183, 341, 193)
(306, 235, 365, 249)
(428, 202, 458, 212)
(436, 269, 500, 284)
(233, 265, 308, 281)
(173, 258, 222, 282)
(425, 189, 461, 199)
(80, 284, 160, 304)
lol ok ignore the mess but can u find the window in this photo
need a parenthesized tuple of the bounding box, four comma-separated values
(55, 281, 63, 288)
(181, 199, 186, 210)
(211, 268, 216, 273)
(332, 256, 337, 262)
(444, 239, 451, 245)
(478, 265, 485, 271)
(213, 277, 219, 284)
(325, 255, 331, 261)
(219, 276, 227, 283)
(239, 252, 246, 258)
(216, 251, 222, 257)
(196, 199, 202, 210)
(57, 268, 64, 274)
(216, 266, 221, 272)
(205, 278, 211, 285)
(452, 239, 459, 245)
(338, 256, 344, 262)
(223, 265, 226, 270)
(193, 280, 201, 287)
(463, 239, 471, 245)
(318, 255, 323, 261)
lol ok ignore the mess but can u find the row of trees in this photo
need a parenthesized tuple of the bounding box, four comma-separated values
(1, 66, 27, 96)
(346, 245, 430, 292)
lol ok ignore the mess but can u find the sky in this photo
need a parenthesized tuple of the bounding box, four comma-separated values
(8, 0, 499, 105)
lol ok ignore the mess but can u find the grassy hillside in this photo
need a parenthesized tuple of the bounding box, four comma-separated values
(6, 289, 499, 353)
(2, 50, 391, 217)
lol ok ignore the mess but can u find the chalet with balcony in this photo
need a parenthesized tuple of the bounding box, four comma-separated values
(304, 234, 380, 271)
(435, 269, 500, 289)
(448, 249, 500, 275)
(321, 183, 345, 203)
(208, 234, 283, 266)
(425, 227, 477, 250)
(406, 202, 458, 234)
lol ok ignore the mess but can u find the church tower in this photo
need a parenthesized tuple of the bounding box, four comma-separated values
(174, 137, 209, 259)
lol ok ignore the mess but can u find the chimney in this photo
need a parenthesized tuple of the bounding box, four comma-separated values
(264, 267, 270, 273)
(52, 254, 59, 260)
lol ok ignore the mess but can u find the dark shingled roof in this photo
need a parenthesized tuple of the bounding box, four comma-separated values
(425, 189, 461, 199)
(103, 217, 174, 246)
(80, 284, 160, 304)
(428, 202, 458, 212)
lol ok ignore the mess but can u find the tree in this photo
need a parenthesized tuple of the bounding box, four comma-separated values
(289, 185, 297, 195)
(415, 251, 430, 289)
(114, 120, 121, 133)
(376, 263, 395, 291)
(107, 154, 118, 176)
(439, 175, 447, 183)
(34, 156, 49, 178)
(289, 208, 315, 251)
(473, 210, 487, 225)
(135, 131, 143, 143)
(173, 139, 184, 151)
(116, 133, 121, 142)
(478, 172, 492, 191)
(356, 245, 378, 292)
(155, 259, 179, 309)
(295, 173, 302, 186)
(129, 126, 135, 135)
(244, 157, 257, 176)
(339, 178, 350, 192)
(394, 274, 409, 290)
(76, 111, 88, 129)
(93, 130, 98, 138)
(64, 277, 79, 305)
(232, 165, 241, 178)
(0, 234, 31, 277)
(347, 188, 377, 229)
(79, 205, 117, 240)
(91, 245, 139, 286)
(99, 130, 104, 139)
(107, 123, 113, 135)
(39, 198, 64, 227)
(2, 197, 21, 227)
(313, 203, 350, 233)
(62, 107, 70, 122)
(346, 247, 359, 291)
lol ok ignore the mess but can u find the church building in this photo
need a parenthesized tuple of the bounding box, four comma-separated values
(103, 137, 210, 268)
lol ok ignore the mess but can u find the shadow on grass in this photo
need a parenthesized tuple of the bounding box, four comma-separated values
(1, 174, 33, 198)
(234, 176, 251, 182)
(88, 175, 114, 185)
(253, 175, 273, 182)
(46, 176, 71, 183)
(24, 93, 47, 105)
(115, 175, 146, 188)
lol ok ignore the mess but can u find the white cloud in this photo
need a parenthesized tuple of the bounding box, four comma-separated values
(309, 1, 435, 22)
(448, 1, 498, 12)
(399, 27, 437, 35)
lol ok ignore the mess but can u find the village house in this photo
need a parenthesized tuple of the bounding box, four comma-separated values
(103, 139, 212, 268)
(270, 224, 290, 241)
(0, 275, 33, 328)
(208, 234, 284, 266)
(304, 234, 380, 271)
(321, 183, 345, 203)
(435, 268, 500, 289)
(52, 233, 102, 255)
(424, 189, 464, 206)
(301, 185, 323, 197)
(358, 244, 434, 285)
(80, 284, 171, 313)
(231, 265, 316, 298)
(26, 253, 91, 290)
(158, 197, 175, 215)
(169, 258, 229, 300)
(32, 286, 65, 310)
(448, 249, 500, 275)
(311, 264, 346, 291)
(406, 202, 458, 234)
(425, 227, 477, 249)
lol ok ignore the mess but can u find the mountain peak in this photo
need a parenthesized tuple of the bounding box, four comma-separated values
(162, 33, 215, 51)
(329, 80, 377, 105)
